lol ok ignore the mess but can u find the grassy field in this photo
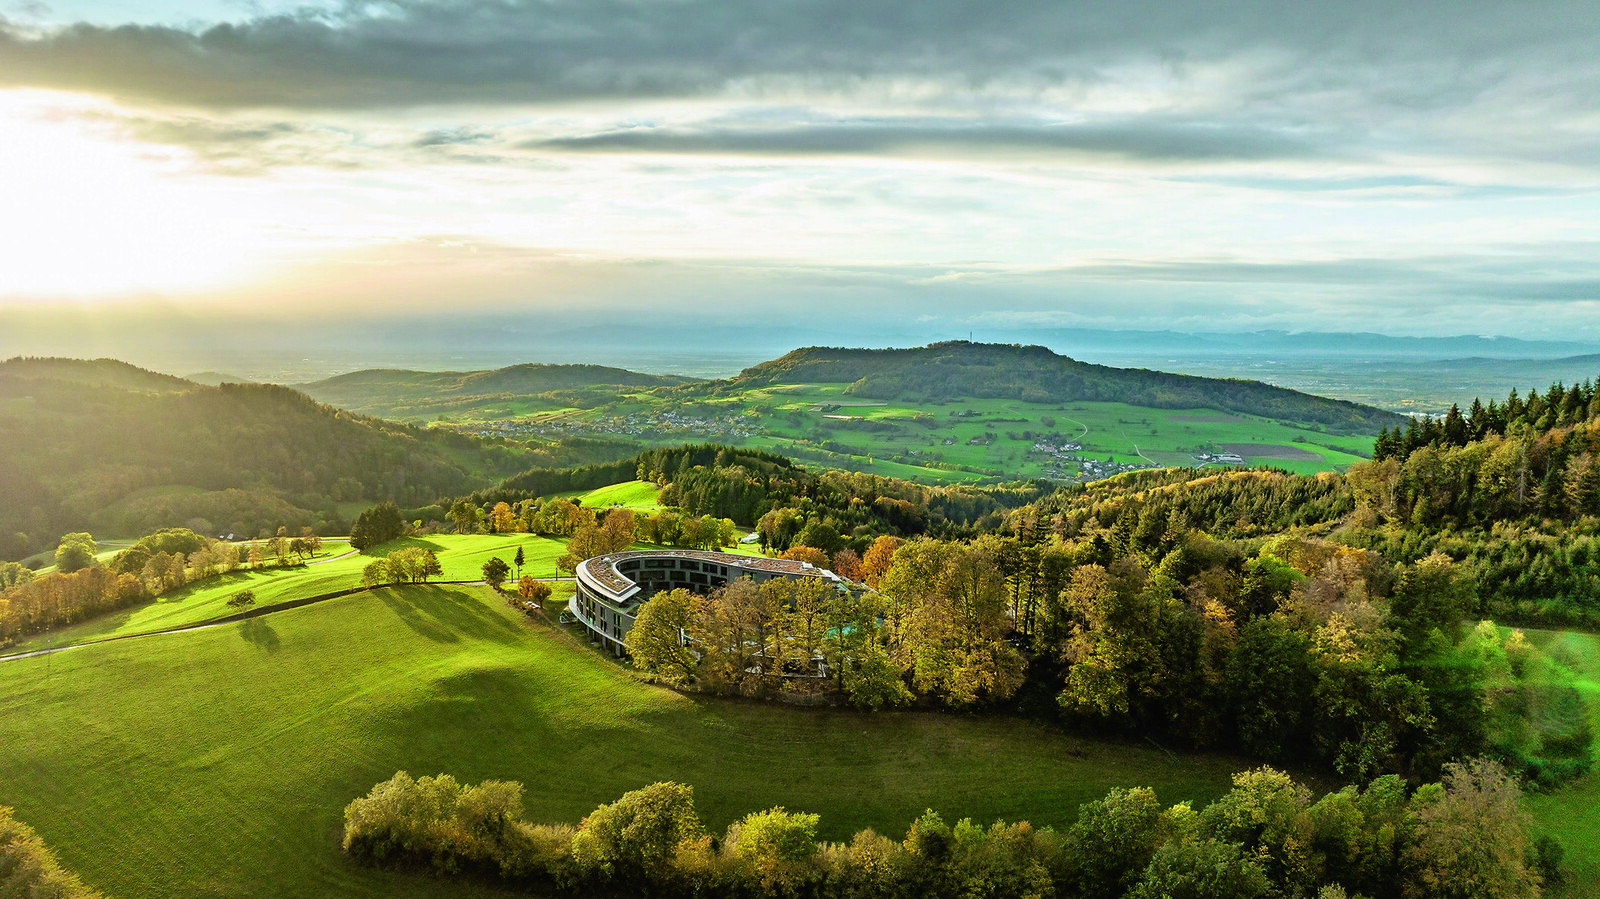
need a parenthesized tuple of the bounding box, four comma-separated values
(562, 479, 664, 511)
(1521, 627, 1600, 897)
(468, 383, 1376, 485)
(4, 535, 570, 655)
(0, 584, 1256, 899)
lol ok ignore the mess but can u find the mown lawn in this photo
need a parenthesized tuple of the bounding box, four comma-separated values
(0, 584, 1253, 899)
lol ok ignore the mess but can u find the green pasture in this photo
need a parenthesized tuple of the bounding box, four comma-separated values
(371, 533, 570, 582)
(533, 384, 1378, 485)
(554, 479, 664, 511)
(0, 583, 1253, 899)
(1521, 627, 1600, 897)
(4, 535, 569, 655)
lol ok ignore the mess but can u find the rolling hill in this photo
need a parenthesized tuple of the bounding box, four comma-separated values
(709, 341, 1407, 433)
(0, 361, 546, 560)
(0, 356, 197, 393)
(300, 363, 693, 421)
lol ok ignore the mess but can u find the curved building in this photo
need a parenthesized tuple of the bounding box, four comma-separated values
(570, 549, 844, 654)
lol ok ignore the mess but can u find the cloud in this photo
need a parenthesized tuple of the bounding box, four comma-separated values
(0, 0, 1595, 118)
(528, 118, 1319, 162)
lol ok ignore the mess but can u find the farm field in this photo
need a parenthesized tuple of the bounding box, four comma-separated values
(0, 583, 1257, 899)
(460, 383, 1376, 485)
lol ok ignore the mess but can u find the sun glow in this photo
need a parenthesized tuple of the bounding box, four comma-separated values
(0, 91, 269, 298)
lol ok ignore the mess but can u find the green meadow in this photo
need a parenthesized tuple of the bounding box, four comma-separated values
(4, 534, 570, 656)
(562, 478, 665, 511)
(0, 584, 1254, 899)
(496, 383, 1375, 485)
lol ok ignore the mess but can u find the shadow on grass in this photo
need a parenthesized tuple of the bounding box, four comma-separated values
(365, 536, 447, 557)
(373, 586, 526, 645)
(239, 617, 281, 653)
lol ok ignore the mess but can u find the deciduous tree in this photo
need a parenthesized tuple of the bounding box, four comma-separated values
(481, 557, 511, 589)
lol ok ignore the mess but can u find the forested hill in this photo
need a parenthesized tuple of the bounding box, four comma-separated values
(300, 363, 693, 421)
(1, 356, 197, 393)
(0, 372, 544, 560)
(711, 341, 1406, 433)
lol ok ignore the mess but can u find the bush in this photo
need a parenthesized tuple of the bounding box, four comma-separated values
(0, 805, 105, 898)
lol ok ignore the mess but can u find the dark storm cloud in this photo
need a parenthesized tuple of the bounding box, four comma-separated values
(0, 0, 1594, 111)
(528, 119, 1318, 162)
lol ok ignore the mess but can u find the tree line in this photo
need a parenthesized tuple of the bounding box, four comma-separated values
(626, 524, 1591, 788)
(0, 526, 325, 647)
(341, 759, 1559, 899)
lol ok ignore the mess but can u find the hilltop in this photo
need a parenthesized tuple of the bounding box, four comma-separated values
(0, 357, 197, 393)
(300, 363, 693, 422)
(0, 369, 546, 560)
(710, 342, 1406, 433)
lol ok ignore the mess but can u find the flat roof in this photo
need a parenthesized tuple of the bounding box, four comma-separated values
(577, 549, 840, 605)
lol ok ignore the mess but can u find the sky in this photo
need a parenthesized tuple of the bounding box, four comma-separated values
(2, 0, 1599, 370)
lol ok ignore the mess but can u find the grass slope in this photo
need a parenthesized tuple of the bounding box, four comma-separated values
(1522, 627, 1600, 897)
(0, 585, 1251, 899)
(572, 479, 663, 511)
(5, 535, 570, 655)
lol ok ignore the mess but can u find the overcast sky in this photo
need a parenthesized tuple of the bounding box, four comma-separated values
(2, 0, 1598, 353)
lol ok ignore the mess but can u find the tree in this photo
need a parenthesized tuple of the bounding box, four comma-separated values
(448, 500, 482, 534)
(570, 782, 703, 881)
(1404, 757, 1542, 899)
(513, 545, 525, 578)
(53, 532, 97, 574)
(385, 547, 441, 584)
(626, 588, 697, 683)
(517, 576, 551, 606)
(226, 589, 257, 613)
(728, 807, 822, 894)
(795, 520, 843, 555)
(831, 548, 864, 581)
(361, 559, 389, 588)
(350, 502, 407, 551)
(0, 561, 33, 590)
(880, 539, 1024, 706)
(481, 557, 511, 589)
(489, 502, 516, 533)
(1128, 839, 1271, 899)
(861, 535, 904, 586)
(1064, 787, 1168, 899)
(778, 545, 830, 568)
(1391, 552, 1475, 652)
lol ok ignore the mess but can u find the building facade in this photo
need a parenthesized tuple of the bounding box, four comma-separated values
(569, 549, 844, 654)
